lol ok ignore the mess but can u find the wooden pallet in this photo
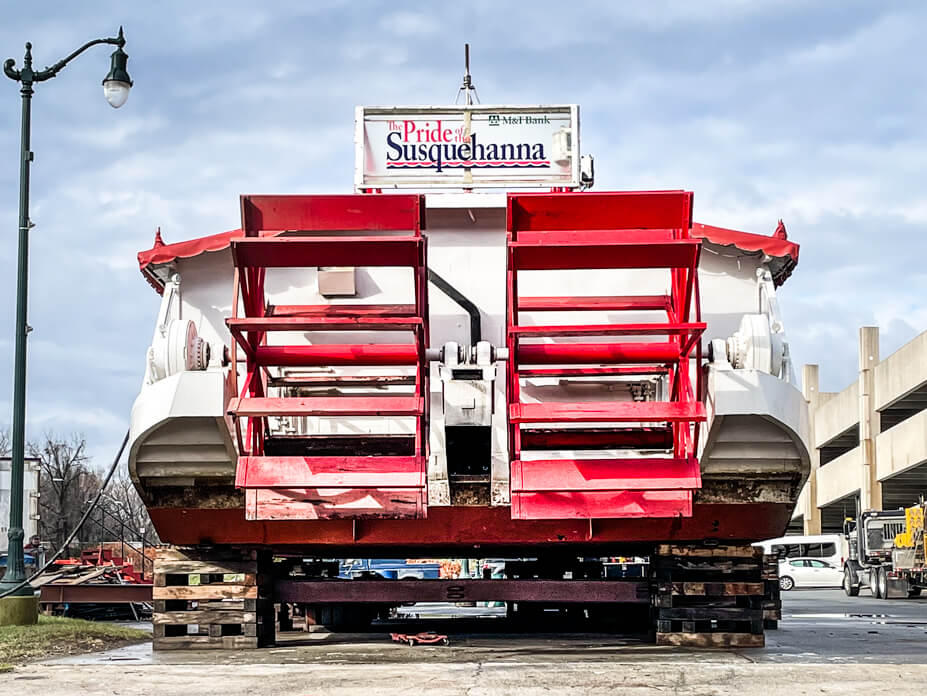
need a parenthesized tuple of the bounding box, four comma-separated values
(761, 552, 781, 629)
(152, 547, 274, 650)
(652, 545, 765, 580)
(652, 545, 765, 648)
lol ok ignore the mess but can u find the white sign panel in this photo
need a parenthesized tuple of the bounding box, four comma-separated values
(356, 105, 580, 189)
(0, 458, 39, 554)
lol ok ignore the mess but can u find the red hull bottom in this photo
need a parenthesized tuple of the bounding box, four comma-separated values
(148, 502, 791, 556)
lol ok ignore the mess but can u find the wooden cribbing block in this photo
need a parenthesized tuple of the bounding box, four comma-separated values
(152, 546, 274, 651)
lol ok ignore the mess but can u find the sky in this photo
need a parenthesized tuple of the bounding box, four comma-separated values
(0, 1, 925, 467)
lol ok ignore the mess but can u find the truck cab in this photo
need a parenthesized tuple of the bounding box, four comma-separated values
(843, 509, 907, 597)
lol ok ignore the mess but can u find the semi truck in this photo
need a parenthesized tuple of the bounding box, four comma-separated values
(129, 102, 810, 649)
(0, 457, 39, 575)
(843, 502, 927, 598)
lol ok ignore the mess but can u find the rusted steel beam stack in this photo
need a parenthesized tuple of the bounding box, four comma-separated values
(152, 547, 274, 650)
(651, 544, 766, 648)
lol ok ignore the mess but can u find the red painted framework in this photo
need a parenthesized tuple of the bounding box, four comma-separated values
(148, 502, 794, 552)
(505, 191, 706, 520)
(227, 194, 430, 521)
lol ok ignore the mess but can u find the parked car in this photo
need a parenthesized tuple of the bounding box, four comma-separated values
(778, 557, 844, 590)
(756, 533, 844, 568)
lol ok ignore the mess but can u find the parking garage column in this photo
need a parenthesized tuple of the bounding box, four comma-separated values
(858, 327, 882, 512)
(801, 363, 823, 534)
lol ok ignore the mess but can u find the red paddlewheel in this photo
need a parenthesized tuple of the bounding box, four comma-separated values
(506, 191, 706, 520)
(227, 194, 429, 521)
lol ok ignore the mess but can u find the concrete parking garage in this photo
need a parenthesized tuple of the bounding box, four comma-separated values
(797, 327, 927, 532)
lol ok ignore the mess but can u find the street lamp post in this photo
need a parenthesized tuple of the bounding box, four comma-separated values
(0, 29, 132, 617)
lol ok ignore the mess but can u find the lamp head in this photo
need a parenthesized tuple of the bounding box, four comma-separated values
(102, 30, 132, 108)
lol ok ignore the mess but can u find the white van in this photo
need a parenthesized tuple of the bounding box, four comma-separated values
(756, 534, 845, 590)
(755, 534, 844, 567)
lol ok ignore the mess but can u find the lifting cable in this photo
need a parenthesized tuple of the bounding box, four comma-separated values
(0, 429, 129, 600)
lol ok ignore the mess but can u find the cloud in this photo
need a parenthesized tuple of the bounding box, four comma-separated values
(0, 0, 925, 472)
(64, 115, 168, 150)
(379, 11, 440, 37)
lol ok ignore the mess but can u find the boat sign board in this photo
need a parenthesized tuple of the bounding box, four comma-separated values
(355, 105, 580, 189)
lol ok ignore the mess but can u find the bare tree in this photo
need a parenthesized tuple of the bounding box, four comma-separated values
(31, 434, 101, 558)
(0, 428, 10, 457)
(105, 473, 160, 545)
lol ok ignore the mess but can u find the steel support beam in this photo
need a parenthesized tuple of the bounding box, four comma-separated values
(39, 584, 153, 604)
(275, 579, 649, 604)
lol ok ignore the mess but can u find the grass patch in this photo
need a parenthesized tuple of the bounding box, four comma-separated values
(0, 615, 149, 667)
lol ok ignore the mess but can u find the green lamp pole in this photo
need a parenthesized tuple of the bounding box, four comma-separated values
(0, 29, 133, 605)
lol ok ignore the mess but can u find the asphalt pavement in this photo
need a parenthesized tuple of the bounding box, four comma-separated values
(1, 589, 925, 694)
(767, 588, 927, 663)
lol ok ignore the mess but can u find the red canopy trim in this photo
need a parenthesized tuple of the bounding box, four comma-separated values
(138, 220, 800, 293)
(139, 227, 241, 269)
(139, 227, 258, 294)
(691, 220, 798, 286)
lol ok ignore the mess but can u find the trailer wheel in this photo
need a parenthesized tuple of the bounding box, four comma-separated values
(908, 587, 922, 598)
(779, 575, 794, 591)
(843, 567, 859, 597)
(877, 567, 888, 600)
(870, 569, 882, 598)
